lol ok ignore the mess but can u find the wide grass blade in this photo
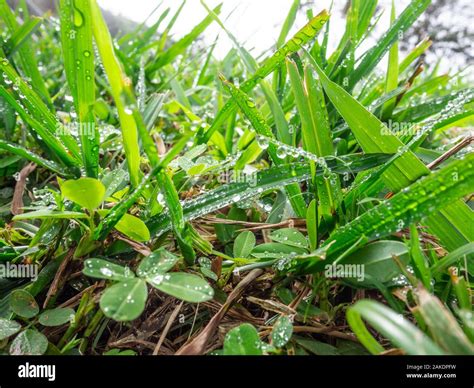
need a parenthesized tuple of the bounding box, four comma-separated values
(60, 0, 99, 178)
(89, 0, 141, 186)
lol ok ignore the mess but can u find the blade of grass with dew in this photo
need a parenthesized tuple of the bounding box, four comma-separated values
(310, 56, 474, 251)
(156, 0, 186, 53)
(381, 0, 399, 117)
(197, 9, 330, 144)
(272, 0, 300, 94)
(431, 242, 474, 274)
(347, 300, 444, 355)
(60, 0, 99, 178)
(5, 16, 42, 56)
(147, 3, 222, 73)
(220, 75, 307, 218)
(0, 0, 52, 107)
(325, 0, 376, 78)
(89, 0, 141, 187)
(0, 140, 67, 176)
(349, 0, 431, 90)
(409, 224, 432, 290)
(393, 88, 474, 124)
(0, 57, 81, 164)
(148, 154, 391, 235)
(200, 0, 292, 146)
(298, 154, 474, 273)
(287, 60, 341, 219)
(399, 37, 432, 73)
(0, 86, 79, 171)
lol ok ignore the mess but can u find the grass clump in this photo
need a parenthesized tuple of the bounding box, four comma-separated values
(0, 0, 472, 356)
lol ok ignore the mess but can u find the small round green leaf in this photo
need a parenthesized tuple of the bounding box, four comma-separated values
(38, 308, 75, 327)
(100, 278, 148, 322)
(271, 316, 293, 348)
(61, 177, 105, 211)
(0, 318, 22, 340)
(137, 248, 179, 277)
(223, 323, 263, 355)
(83, 258, 135, 281)
(10, 289, 39, 319)
(270, 228, 309, 249)
(233, 231, 256, 258)
(9, 329, 48, 355)
(147, 272, 214, 303)
(98, 210, 150, 242)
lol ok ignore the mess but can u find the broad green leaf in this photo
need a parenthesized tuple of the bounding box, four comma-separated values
(38, 308, 75, 327)
(147, 272, 214, 303)
(340, 241, 409, 286)
(295, 336, 339, 355)
(233, 231, 256, 258)
(347, 300, 444, 355)
(100, 278, 148, 321)
(61, 177, 105, 211)
(223, 323, 263, 355)
(10, 329, 48, 355)
(137, 249, 179, 277)
(270, 228, 308, 249)
(10, 289, 39, 319)
(0, 318, 21, 340)
(271, 316, 293, 348)
(83, 259, 135, 281)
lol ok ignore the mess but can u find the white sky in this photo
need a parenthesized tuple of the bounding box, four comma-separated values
(97, 0, 411, 59)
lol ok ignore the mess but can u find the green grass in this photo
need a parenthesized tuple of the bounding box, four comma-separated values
(0, 0, 472, 356)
